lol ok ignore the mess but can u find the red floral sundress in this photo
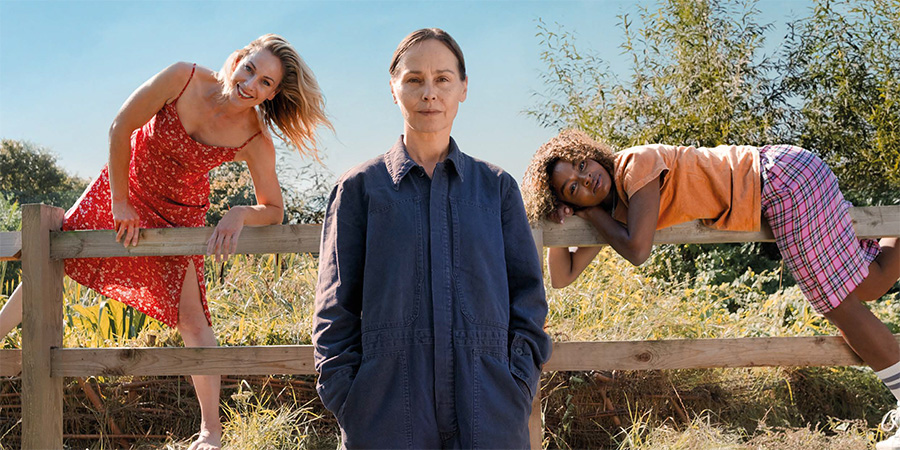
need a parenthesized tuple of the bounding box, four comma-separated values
(63, 64, 260, 327)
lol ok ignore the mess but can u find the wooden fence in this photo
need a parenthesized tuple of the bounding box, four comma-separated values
(0, 203, 898, 449)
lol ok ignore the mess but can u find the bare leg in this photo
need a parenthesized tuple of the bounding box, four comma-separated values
(0, 285, 22, 339)
(825, 292, 900, 371)
(855, 237, 900, 302)
(177, 261, 222, 450)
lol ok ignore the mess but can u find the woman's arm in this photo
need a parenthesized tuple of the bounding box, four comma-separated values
(547, 246, 603, 288)
(207, 138, 285, 262)
(108, 62, 194, 247)
(545, 203, 602, 288)
(576, 177, 661, 266)
(501, 176, 553, 395)
(313, 179, 366, 418)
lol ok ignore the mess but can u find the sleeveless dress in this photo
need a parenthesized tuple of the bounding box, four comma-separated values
(63, 64, 261, 327)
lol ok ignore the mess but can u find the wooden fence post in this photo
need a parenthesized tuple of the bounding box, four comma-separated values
(21, 204, 65, 449)
(529, 225, 544, 450)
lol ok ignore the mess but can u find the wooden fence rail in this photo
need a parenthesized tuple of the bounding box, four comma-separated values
(0, 203, 898, 449)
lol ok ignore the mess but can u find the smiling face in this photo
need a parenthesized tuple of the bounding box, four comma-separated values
(550, 158, 615, 209)
(390, 39, 468, 138)
(228, 49, 283, 106)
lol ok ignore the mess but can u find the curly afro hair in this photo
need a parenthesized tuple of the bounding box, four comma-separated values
(522, 129, 616, 224)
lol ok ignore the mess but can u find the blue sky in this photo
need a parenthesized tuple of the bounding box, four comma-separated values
(0, 0, 807, 186)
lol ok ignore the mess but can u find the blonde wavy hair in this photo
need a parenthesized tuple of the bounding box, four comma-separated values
(522, 129, 617, 224)
(219, 34, 332, 158)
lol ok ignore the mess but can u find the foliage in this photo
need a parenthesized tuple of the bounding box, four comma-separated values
(205, 253, 319, 347)
(0, 194, 21, 232)
(528, 0, 900, 203)
(207, 144, 333, 225)
(0, 195, 21, 293)
(540, 251, 896, 448)
(644, 242, 785, 291)
(528, 0, 785, 149)
(207, 161, 256, 225)
(780, 0, 900, 205)
(528, 0, 791, 285)
(63, 279, 166, 348)
(3, 247, 896, 447)
(608, 410, 873, 449)
(0, 139, 88, 208)
(527, 0, 900, 285)
(222, 383, 335, 449)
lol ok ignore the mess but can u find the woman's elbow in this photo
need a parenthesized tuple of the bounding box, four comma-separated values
(108, 121, 127, 143)
(549, 272, 576, 289)
(268, 204, 285, 225)
(622, 245, 652, 267)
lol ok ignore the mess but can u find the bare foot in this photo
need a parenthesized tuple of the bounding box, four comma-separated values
(186, 429, 221, 450)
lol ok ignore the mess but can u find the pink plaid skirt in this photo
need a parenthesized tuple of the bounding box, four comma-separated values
(759, 145, 881, 314)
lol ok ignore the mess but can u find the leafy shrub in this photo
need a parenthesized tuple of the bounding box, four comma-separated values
(780, 0, 900, 205)
(207, 144, 333, 225)
(0, 139, 88, 208)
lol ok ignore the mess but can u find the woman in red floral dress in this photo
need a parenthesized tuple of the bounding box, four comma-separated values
(0, 34, 330, 450)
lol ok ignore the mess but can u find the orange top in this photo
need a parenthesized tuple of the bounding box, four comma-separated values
(612, 144, 761, 231)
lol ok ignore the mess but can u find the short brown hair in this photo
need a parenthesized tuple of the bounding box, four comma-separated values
(389, 28, 466, 81)
(522, 129, 616, 224)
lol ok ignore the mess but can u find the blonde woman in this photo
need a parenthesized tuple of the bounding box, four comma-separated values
(0, 34, 330, 450)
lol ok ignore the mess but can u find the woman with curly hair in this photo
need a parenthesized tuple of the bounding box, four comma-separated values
(523, 128, 900, 449)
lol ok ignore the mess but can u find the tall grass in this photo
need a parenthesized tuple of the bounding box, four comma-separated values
(1, 247, 897, 449)
(0, 253, 333, 450)
(220, 381, 333, 449)
(545, 247, 899, 342)
(541, 247, 898, 449)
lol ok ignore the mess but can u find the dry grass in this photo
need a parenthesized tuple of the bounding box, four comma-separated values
(1, 249, 898, 449)
(541, 247, 898, 449)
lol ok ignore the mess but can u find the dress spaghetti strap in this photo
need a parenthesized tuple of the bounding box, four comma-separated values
(170, 62, 260, 150)
(174, 64, 197, 102)
(236, 130, 263, 149)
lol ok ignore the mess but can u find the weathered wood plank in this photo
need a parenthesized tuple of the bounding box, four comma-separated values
(544, 334, 900, 371)
(32, 334, 899, 377)
(853, 205, 900, 237)
(530, 227, 545, 450)
(541, 205, 900, 247)
(51, 345, 317, 377)
(41, 205, 900, 257)
(0, 349, 21, 377)
(21, 204, 65, 450)
(0, 231, 21, 261)
(50, 223, 322, 259)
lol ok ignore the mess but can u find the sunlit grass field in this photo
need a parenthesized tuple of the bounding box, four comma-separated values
(0, 248, 898, 449)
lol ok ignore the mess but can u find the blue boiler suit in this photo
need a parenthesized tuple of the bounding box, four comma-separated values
(314, 137, 552, 449)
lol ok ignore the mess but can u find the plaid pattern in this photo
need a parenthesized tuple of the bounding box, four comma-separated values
(759, 145, 881, 314)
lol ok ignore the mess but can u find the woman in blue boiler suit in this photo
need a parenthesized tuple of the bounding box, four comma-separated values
(313, 28, 552, 449)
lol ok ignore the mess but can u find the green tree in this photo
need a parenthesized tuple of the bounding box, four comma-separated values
(0, 140, 88, 293)
(207, 144, 332, 225)
(780, 0, 900, 204)
(528, 0, 785, 148)
(0, 139, 88, 208)
(0, 194, 22, 294)
(528, 0, 786, 288)
(207, 162, 257, 225)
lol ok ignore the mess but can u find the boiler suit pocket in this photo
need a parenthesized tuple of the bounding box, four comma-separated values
(472, 349, 532, 449)
(337, 350, 413, 449)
